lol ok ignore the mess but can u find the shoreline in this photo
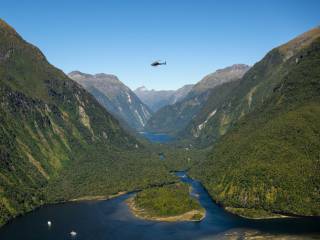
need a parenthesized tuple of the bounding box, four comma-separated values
(70, 191, 128, 202)
(0, 191, 129, 228)
(186, 173, 296, 220)
(0, 176, 313, 229)
(0, 181, 176, 228)
(126, 197, 206, 222)
(224, 207, 293, 220)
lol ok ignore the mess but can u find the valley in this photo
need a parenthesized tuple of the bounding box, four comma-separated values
(0, 7, 320, 240)
(0, 163, 319, 240)
(0, 19, 173, 226)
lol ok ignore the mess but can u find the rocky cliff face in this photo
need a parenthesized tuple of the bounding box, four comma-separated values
(68, 71, 152, 130)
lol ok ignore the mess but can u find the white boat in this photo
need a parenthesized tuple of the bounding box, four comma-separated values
(47, 221, 52, 227)
(70, 231, 77, 237)
(192, 193, 200, 198)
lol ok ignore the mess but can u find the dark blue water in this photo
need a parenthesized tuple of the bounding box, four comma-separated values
(140, 132, 174, 143)
(176, 172, 320, 238)
(1, 133, 319, 239)
(0, 171, 319, 240)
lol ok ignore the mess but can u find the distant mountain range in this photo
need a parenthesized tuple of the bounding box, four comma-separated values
(144, 64, 250, 134)
(68, 71, 152, 130)
(134, 84, 194, 112)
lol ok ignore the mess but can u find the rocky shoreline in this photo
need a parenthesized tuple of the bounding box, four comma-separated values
(70, 191, 128, 202)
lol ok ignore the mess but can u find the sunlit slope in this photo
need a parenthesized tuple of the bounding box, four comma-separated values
(191, 27, 320, 217)
(0, 19, 172, 226)
(184, 28, 320, 147)
(68, 71, 152, 130)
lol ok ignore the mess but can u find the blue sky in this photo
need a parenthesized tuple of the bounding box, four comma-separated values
(1, 0, 320, 90)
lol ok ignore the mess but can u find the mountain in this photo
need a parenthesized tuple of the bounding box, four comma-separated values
(189, 27, 320, 217)
(144, 64, 250, 134)
(189, 64, 251, 97)
(134, 84, 194, 112)
(134, 87, 174, 112)
(181, 79, 243, 141)
(0, 19, 172, 226)
(68, 71, 152, 130)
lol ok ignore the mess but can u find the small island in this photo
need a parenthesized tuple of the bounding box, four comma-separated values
(127, 183, 205, 222)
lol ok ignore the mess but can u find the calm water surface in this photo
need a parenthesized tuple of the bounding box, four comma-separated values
(1, 132, 319, 239)
(140, 131, 174, 143)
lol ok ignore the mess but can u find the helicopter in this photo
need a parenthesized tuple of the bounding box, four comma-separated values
(151, 60, 166, 67)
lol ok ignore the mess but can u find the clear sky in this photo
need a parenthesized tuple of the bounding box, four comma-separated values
(1, 0, 320, 90)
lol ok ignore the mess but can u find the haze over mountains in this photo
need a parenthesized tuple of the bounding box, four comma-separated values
(67, 65, 250, 136)
(144, 64, 250, 134)
(68, 71, 152, 130)
(134, 84, 194, 112)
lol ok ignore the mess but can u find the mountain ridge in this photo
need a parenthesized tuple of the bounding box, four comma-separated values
(144, 64, 250, 134)
(0, 19, 172, 226)
(183, 26, 320, 146)
(68, 71, 152, 130)
(189, 26, 320, 217)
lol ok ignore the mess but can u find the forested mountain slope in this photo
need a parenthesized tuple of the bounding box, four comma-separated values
(0, 19, 173, 226)
(68, 71, 152, 130)
(190, 27, 320, 217)
(145, 64, 249, 134)
(185, 27, 320, 147)
(179, 79, 242, 143)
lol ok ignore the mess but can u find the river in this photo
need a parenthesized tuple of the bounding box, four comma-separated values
(0, 133, 319, 239)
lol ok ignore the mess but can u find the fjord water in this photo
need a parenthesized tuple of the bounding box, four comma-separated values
(140, 131, 174, 143)
(0, 171, 319, 240)
(0, 133, 319, 239)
